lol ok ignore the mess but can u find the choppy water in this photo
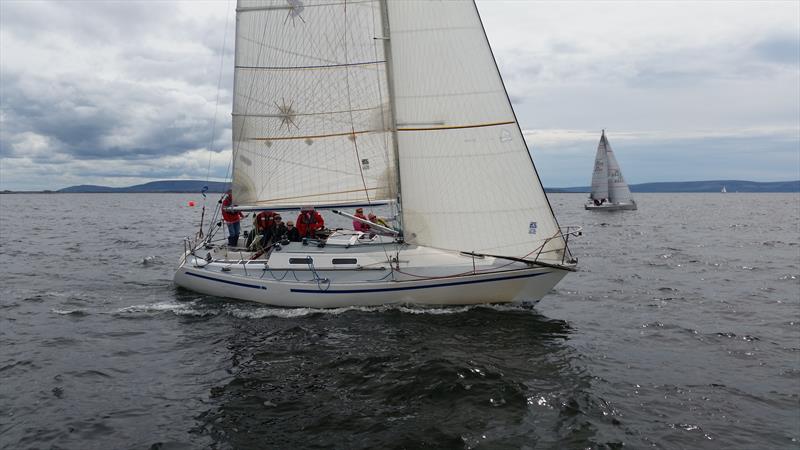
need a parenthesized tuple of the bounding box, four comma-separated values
(1, 193, 798, 449)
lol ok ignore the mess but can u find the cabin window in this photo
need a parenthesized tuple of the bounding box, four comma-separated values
(332, 258, 358, 265)
(289, 257, 313, 264)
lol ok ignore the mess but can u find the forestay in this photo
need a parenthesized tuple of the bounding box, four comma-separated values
(231, 0, 397, 208)
(386, 1, 564, 263)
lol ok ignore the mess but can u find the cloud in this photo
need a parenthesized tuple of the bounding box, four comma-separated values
(0, 0, 798, 191)
(0, 0, 235, 189)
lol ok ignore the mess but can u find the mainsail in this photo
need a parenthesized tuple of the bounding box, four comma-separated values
(230, 0, 565, 263)
(232, 0, 397, 208)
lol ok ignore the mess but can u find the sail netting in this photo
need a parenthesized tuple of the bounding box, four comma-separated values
(386, 1, 565, 262)
(603, 134, 634, 203)
(590, 133, 609, 201)
(231, 0, 397, 208)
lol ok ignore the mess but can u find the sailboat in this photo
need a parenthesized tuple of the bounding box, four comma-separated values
(585, 130, 637, 211)
(721, 185, 727, 193)
(173, 0, 579, 307)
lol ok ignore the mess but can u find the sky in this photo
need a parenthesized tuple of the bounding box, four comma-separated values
(1, 0, 798, 191)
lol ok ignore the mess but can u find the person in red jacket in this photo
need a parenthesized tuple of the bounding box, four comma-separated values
(220, 190, 244, 247)
(352, 207, 370, 232)
(296, 206, 325, 239)
(246, 210, 276, 249)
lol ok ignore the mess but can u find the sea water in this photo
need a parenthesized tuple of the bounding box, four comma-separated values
(1, 193, 798, 449)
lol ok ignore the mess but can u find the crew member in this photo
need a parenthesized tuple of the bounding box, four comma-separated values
(353, 207, 370, 232)
(296, 206, 325, 239)
(221, 190, 244, 247)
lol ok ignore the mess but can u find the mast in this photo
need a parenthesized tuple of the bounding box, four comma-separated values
(378, 0, 404, 238)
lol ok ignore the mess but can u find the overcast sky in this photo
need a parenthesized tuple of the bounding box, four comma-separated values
(1, 0, 798, 191)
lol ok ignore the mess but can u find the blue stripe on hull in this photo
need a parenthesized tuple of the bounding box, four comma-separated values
(184, 268, 552, 295)
(185, 271, 266, 290)
(290, 271, 549, 294)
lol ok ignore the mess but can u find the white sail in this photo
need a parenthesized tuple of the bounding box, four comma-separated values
(603, 134, 634, 204)
(386, 1, 565, 263)
(590, 133, 609, 201)
(231, 0, 397, 208)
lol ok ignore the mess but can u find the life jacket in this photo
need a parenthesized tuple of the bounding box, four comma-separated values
(221, 193, 241, 223)
(255, 211, 276, 231)
(297, 211, 324, 237)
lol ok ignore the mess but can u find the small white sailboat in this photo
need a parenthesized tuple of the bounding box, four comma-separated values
(721, 185, 727, 193)
(174, 0, 579, 307)
(585, 130, 637, 211)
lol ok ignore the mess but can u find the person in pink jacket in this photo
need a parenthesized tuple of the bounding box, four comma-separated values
(352, 207, 371, 232)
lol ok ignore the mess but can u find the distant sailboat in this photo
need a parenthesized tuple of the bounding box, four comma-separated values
(721, 185, 727, 193)
(585, 130, 637, 211)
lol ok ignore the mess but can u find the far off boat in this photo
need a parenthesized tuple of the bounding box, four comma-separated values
(585, 130, 637, 211)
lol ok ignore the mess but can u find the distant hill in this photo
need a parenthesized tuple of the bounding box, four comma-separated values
(9, 178, 793, 194)
(544, 180, 799, 193)
(57, 180, 230, 194)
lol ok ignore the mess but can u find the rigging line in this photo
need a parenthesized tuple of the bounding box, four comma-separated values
(205, 0, 232, 184)
(232, 105, 380, 118)
(237, 0, 373, 13)
(396, 121, 514, 132)
(228, 1, 275, 189)
(250, 129, 378, 141)
(202, 0, 232, 239)
(342, 0, 396, 268)
(370, 0, 396, 269)
(252, 186, 385, 204)
(236, 60, 385, 70)
(342, 0, 372, 209)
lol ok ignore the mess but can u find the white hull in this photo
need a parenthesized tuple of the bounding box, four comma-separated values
(585, 201, 637, 211)
(173, 238, 570, 308)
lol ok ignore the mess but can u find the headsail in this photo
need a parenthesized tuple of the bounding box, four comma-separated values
(231, 0, 397, 209)
(386, 1, 564, 263)
(603, 134, 634, 204)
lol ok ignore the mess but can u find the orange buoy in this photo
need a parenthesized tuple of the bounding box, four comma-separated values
(188, 201, 196, 207)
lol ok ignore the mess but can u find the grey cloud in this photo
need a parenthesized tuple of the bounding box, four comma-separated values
(1, 71, 231, 162)
(0, 1, 234, 168)
(751, 35, 800, 66)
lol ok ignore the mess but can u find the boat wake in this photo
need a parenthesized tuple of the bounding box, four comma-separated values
(107, 301, 541, 319)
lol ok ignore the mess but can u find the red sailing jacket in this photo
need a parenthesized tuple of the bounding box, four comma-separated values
(221, 193, 243, 223)
(296, 210, 325, 238)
